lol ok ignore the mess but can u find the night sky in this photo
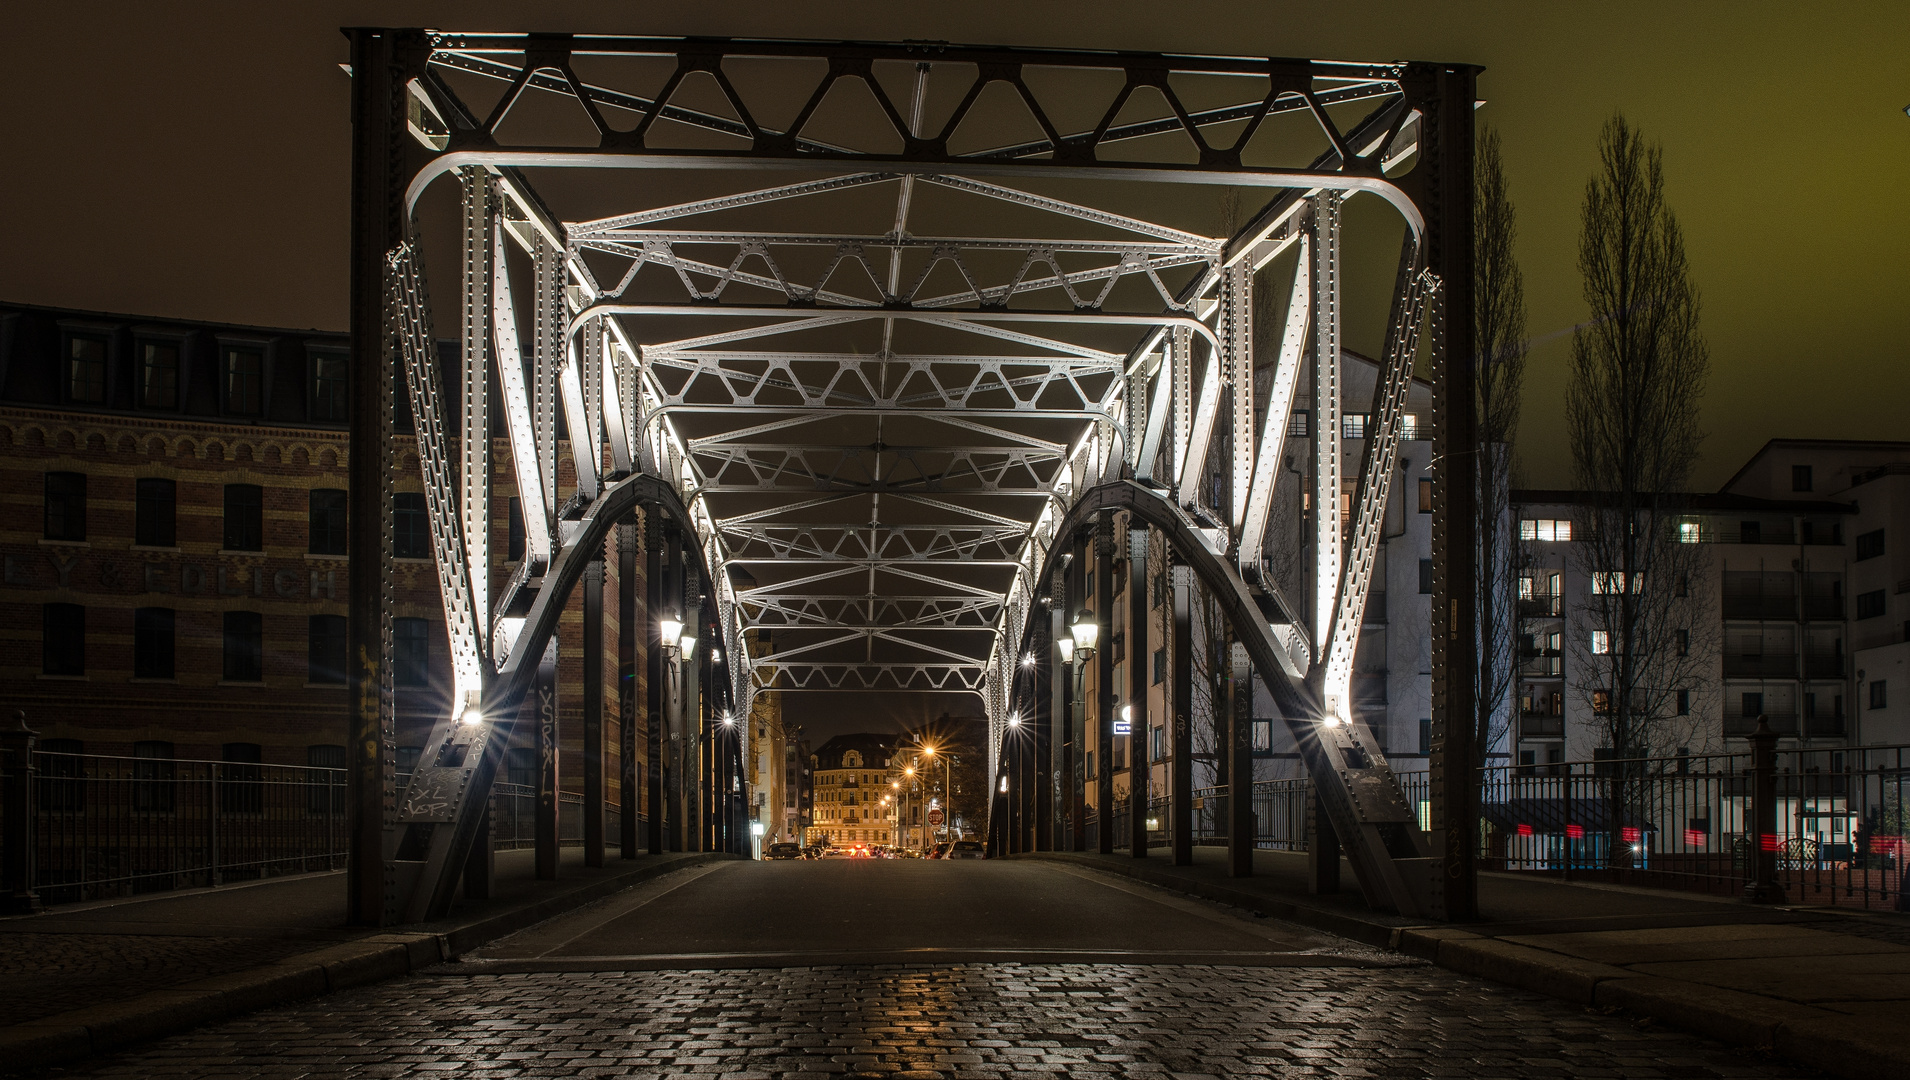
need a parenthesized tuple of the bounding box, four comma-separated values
(7, 2, 1905, 739)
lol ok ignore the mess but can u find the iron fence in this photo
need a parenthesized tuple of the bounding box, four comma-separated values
(491, 783, 624, 849)
(20, 750, 347, 904)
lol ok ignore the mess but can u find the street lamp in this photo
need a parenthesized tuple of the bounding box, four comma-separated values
(659, 612, 696, 664)
(1070, 608, 1099, 662)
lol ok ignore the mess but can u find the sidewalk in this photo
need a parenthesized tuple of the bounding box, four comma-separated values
(0, 848, 728, 1072)
(1021, 847, 1910, 1080)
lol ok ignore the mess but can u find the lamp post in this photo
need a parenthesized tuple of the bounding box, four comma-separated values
(1062, 608, 1099, 850)
(659, 611, 698, 851)
(918, 742, 954, 845)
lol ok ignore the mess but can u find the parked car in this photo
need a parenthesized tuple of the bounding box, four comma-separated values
(929, 841, 952, 859)
(765, 843, 803, 860)
(948, 840, 986, 860)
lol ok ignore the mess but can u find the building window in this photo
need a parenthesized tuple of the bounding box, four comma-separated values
(1342, 413, 1368, 440)
(1592, 689, 1612, 714)
(1419, 559, 1433, 594)
(1401, 413, 1420, 440)
(42, 603, 84, 676)
(309, 489, 347, 555)
(1287, 410, 1309, 438)
(1250, 719, 1272, 753)
(1742, 692, 1763, 718)
(1591, 571, 1638, 594)
(220, 743, 263, 814)
(1676, 689, 1690, 715)
(134, 741, 176, 812)
(136, 339, 180, 410)
(394, 493, 430, 559)
(67, 333, 108, 404)
(310, 351, 348, 423)
(222, 484, 263, 551)
(134, 607, 175, 679)
(1740, 520, 1762, 545)
(1872, 680, 1888, 710)
(1591, 630, 1610, 655)
(394, 617, 430, 687)
(223, 611, 263, 682)
(225, 346, 264, 415)
(44, 471, 86, 541)
(1152, 647, 1165, 686)
(1418, 478, 1433, 513)
(1856, 589, 1886, 620)
(1675, 629, 1689, 657)
(308, 614, 347, 685)
(1519, 518, 1573, 541)
(1418, 717, 1431, 755)
(1856, 529, 1885, 562)
(136, 478, 176, 547)
(507, 496, 525, 562)
(1792, 465, 1813, 492)
(307, 745, 347, 814)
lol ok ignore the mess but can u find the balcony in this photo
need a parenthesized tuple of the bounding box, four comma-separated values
(1804, 652, 1844, 679)
(1519, 653, 1562, 677)
(1722, 594, 1795, 620)
(1519, 712, 1564, 739)
(1805, 710, 1846, 738)
(1725, 710, 1798, 737)
(1723, 654, 1796, 679)
(1803, 597, 1844, 621)
(1517, 594, 1561, 619)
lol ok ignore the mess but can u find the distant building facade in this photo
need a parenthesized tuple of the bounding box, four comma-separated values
(806, 733, 897, 848)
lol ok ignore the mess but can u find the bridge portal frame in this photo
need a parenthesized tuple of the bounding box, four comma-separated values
(346, 28, 1479, 923)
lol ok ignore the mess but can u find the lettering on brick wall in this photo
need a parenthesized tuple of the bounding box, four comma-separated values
(46, 551, 78, 588)
(4, 553, 346, 604)
(180, 565, 206, 594)
(5, 554, 35, 586)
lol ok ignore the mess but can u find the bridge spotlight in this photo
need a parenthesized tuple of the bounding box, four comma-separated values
(1008, 712, 1022, 728)
(460, 706, 483, 726)
(1022, 653, 1035, 667)
(999, 775, 1009, 793)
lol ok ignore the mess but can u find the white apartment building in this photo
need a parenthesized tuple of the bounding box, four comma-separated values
(1514, 439, 1910, 767)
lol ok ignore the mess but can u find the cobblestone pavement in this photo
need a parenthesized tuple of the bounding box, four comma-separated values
(0, 933, 317, 1024)
(37, 961, 1824, 1079)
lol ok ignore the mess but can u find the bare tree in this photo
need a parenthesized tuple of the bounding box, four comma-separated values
(1473, 126, 1527, 768)
(1564, 115, 1714, 830)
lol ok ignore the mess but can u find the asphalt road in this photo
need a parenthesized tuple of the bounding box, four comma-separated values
(38, 859, 1825, 1079)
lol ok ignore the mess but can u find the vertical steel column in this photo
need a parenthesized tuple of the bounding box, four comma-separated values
(1128, 527, 1150, 858)
(1069, 541, 1088, 852)
(582, 551, 605, 868)
(1170, 564, 1194, 866)
(1, 713, 41, 914)
(618, 519, 639, 858)
(457, 170, 492, 687)
(1307, 779, 1341, 893)
(1427, 63, 1480, 921)
(345, 26, 400, 927)
(684, 575, 703, 853)
(1095, 515, 1116, 855)
(645, 515, 665, 854)
(663, 525, 683, 851)
(532, 232, 562, 540)
(1309, 193, 1343, 671)
(462, 796, 493, 899)
(534, 640, 559, 880)
(1228, 642, 1254, 877)
(1034, 608, 1054, 851)
(1224, 261, 1255, 535)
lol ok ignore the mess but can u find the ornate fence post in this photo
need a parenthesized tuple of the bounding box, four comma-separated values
(1, 712, 40, 914)
(1744, 716, 1784, 903)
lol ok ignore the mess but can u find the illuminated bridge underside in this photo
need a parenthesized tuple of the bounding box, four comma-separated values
(365, 32, 1473, 921)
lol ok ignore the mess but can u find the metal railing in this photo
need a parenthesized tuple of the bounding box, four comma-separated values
(16, 751, 348, 905)
(492, 783, 623, 849)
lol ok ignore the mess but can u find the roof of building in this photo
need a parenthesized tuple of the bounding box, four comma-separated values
(810, 733, 898, 772)
(1512, 489, 1856, 515)
(1719, 438, 1910, 495)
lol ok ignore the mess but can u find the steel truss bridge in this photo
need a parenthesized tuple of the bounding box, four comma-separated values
(344, 29, 1480, 924)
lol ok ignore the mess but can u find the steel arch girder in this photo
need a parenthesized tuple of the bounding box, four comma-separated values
(1017, 480, 1441, 917)
(386, 471, 715, 923)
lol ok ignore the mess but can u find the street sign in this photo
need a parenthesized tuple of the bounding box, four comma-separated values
(928, 808, 945, 826)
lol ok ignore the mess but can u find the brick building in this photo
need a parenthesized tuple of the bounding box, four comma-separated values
(0, 301, 646, 827)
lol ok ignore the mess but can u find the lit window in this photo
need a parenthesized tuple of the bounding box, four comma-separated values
(1342, 413, 1368, 440)
(1591, 571, 1637, 594)
(1520, 519, 1574, 542)
(1679, 521, 1702, 544)
(1400, 414, 1419, 440)
(1591, 630, 1610, 655)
